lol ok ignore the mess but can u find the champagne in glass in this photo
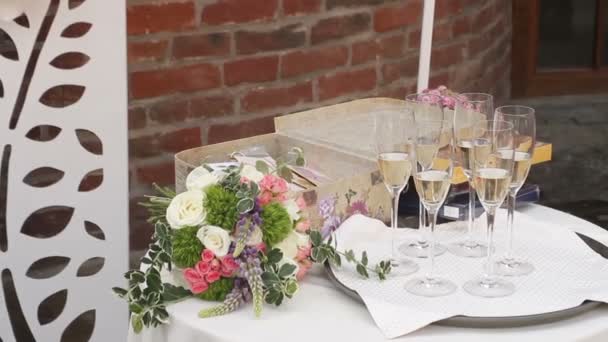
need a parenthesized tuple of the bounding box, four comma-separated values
(406, 120, 457, 297)
(448, 93, 493, 258)
(493, 106, 536, 276)
(400, 93, 447, 258)
(373, 110, 419, 276)
(464, 120, 516, 298)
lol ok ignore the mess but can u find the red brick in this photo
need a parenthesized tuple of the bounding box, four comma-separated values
(374, 1, 422, 33)
(431, 42, 465, 70)
(435, 0, 463, 20)
(433, 22, 451, 43)
(352, 35, 404, 65)
(236, 24, 306, 55)
(128, 2, 195, 35)
(225, 56, 278, 86)
(129, 107, 146, 130)
(284, 0, 321, 16)
(429, 71, 450, 88)
(377, 84, 415, 100)
(242, 82, 313, 112)
(311, 13, 371, 45)
(382, 56, 418, 84)
(136, 162, 176, 186)
(208, 116, 276, 144)
(202, 0, 278, 25)
(190, 95, 234, 119)
(130, 127, 202, 159)
(148, 98, 190, 124)
(327, 0, 397, 9)
(318, 68, 377, 100)
(131, 63, 221, 99)
(452, 16, 471, 37)
(128, 40, 168, 64)
(472, 4, 494, 31)
(173, 33, 230, 59)
(408, 28, 421, 49)
(282, 46, 348, 78)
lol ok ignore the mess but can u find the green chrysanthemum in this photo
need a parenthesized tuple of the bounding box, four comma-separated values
(204, 185, 239, 231)
(171, 226, 203, 268)
(261, 202, 293, 247)
(196, 278, 234, 302)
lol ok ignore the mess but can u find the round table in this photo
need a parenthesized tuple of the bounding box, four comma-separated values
(127, 204, 608, 342)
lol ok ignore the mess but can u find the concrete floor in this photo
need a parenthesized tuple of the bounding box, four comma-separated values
(515, 94, 608, 230)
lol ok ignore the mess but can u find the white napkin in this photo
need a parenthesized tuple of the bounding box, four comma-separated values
(331, 211, 608, 338)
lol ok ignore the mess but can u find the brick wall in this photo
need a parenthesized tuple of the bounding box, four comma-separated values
(125, 0, 512, 250)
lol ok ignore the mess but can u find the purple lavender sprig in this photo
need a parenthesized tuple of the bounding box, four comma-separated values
(233, 212, 261, 257)
(198, 286, 245, 318)
(237, 248, 264, 317)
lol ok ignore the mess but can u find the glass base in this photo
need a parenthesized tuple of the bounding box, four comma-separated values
(448, 240, 488, 258)
(405, 276, 457, 297)
(399, 240, 447, 258)
(389, 258, 419, 276)
(463, 277, 516, 298)
(494, 258, 535, 276)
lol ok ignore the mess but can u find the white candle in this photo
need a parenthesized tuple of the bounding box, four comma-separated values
(417, 0, 436, 92)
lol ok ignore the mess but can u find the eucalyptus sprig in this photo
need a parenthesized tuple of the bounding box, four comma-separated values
(261, 249, 299, 306)
(218, 164, 259, 214)
(113, 222, 192, 333)
(309, 230, 392, 280)
(139, 184, 175, 224)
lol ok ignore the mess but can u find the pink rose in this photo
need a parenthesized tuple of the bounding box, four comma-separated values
(296, 197, 307, 210)
(296, 244, 312, 261)
(210, 259, 221, 272)
(183, 268, 201, 284)
(191, 281, 209, 294)
(183, 264, 211, 294)
(296, 259, 313, 281)
(220, 256, 239, 277)
(196, 262, 211, 275)
(258, 192, 274, 206)
(201, 249, 215, 263)
(258, 174, 289, 205)
(206, 270, 221, 283)
(295, 219, 311, 233)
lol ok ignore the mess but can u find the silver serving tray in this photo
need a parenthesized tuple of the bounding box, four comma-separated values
(324, 233, 607, 328)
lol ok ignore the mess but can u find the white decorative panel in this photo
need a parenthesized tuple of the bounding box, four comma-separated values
(0, 0, 128, 341)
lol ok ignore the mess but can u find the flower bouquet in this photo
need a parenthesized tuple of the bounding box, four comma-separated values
(115, 153, 392, 333)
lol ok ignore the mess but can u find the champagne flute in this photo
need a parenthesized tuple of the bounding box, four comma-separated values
(493, 106, 536, 276)
(448, 93, 493, 258)
(400, 93, 447, 258)
(373, 109, 419, 276)
(464, 120, 516, 298)
(405, 119, 457, 297)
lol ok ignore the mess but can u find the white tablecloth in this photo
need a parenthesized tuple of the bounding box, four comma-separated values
(127, 204, 608, 342)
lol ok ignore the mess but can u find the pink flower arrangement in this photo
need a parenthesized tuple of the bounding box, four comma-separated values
(295, 244, 313, 281)
(295, 219, 311, 233)
(184, 249, 240, 294)
(422, 85, 462, 110)
(258, 174, 288, 205)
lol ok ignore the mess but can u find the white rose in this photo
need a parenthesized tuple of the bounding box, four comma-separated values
(247, 226, 263, 246)
(283, 199, 301, 222)
(275, 231, 309, 259)
(186, 166, 220, 192)
(166, 191, 206, 229)
(240, 164, 264, 183)
(277, 257, 299, 278)
(199, 225, 231, 257)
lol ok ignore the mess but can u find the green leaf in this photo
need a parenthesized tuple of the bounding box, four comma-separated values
(130, 271, 145, 284)
(237, 198, 254, 214)
(266, 249, 283, 264)
(131, 315, 144, 334)
(332, 253, 342, 267)
(265, 289, 281, 304)
(356, 264, 370, 278)
(162, 283, 192, 302)
(284, 279, 299, 297)
(140, 257, 153, 265)
(361, 251, 368, 266)
(309, 230, 322, 247)
(345, 250, 355, 262)
(256, 160, 270, 174)
(278, 263, 297, 278)
(261, 272, 280, 286)
(278, 166, 293, 182)
(129, 303, 143, 314)
(296, 156, 305, 167)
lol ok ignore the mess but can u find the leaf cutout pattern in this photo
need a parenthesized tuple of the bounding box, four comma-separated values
(21, 206, 75, 239)
(38, 289, 67, 325)
(76, 257, 104, 277)
(0, 28, 18, 61)
(68, 0, 87, 10)
(39, 85, 85, 108)
(50, 52, 90, 70)
(61, 310, 95, 342)
(78, 169, 103, 192)
(25, 125, 62, 142)
(75, 129, 103, 155)
(84, 221, 105, 240)
(61, 22, 92, 38)
(23, 167, 65, 187)
(14, 14, 30, 28)
(26, 256, 70, 279)
(0, 79, 3, 98)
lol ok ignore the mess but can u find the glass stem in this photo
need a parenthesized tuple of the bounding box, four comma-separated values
(391, 188, 401, 259)
(418, 202, 427, 244)
(484, 209, 496, 282)
(427, 209, 438, 279)
(505, 191, 516, 260)
(467, 182, 476, 243)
